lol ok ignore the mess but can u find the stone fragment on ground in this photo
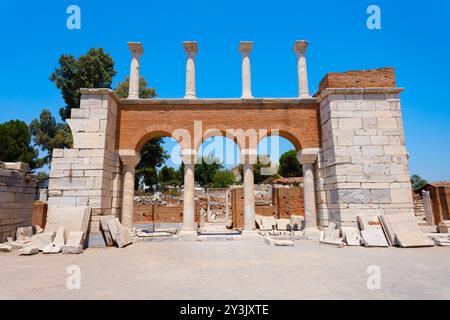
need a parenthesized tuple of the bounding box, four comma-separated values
(30, 232, 56, 251)
(0, 244, 12, 252)
(276, 219, 291, 231)
(264, 237, 294, 246)
(361, 229, 389, 247)
(290, 215, 304, 231)
(319, 239, 346, 247)
(19, 246, 39, 256)
(340, 227, 362, 246)
(16, 226, 34, 241)
(100, 217, 114, 247)
(115, 227, 133, 248)
(62, 245, 83, 254)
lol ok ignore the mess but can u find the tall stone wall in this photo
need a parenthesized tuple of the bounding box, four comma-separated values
(315, 86, 414, 227)
(0, 162, 37, 242)
(48, 89, 122, 234)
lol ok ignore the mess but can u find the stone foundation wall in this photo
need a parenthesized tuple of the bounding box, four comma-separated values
(316, 85, 414, 227)
(0, 162, 37, 242)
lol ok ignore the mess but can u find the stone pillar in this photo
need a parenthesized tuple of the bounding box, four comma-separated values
(183, 41, 198, 99)
(241, 149, 257, 233)
(128, 42, 144, 99)
(180, 149, 197, 235)
(298, 148, 320, 235)
(293, 40, 311, 98)
(239, 41, 254, 99)
(119, 150, 141, 229)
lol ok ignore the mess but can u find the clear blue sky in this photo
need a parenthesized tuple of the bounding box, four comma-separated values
(0, 0, 449, 181)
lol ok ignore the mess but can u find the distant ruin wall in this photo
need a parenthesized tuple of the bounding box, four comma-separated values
(0, 162, 37, 242)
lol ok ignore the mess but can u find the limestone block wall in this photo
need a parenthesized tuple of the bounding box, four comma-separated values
(48, 89, 122, 233)
(316, 87, 414, 226)
(0, 162, 37, 242)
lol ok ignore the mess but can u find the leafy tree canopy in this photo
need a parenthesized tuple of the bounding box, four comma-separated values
(278, 149, 303, 177)
(135, 138, 169, 190)
(50, 48, 117, 121)
(210, 170, 236, 188)
(115, 76, 157, 99)
(195, 156, 224, 187)
(0, 120, 43, 170)
(30, 109, 73, 165)
(411, 174, 428, 191)
(238, 155, 275, 184)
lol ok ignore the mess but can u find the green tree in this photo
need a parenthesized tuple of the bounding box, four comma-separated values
(159, 166, 181, 185)
(0, 120, 43, 170)
(50, 48, 117, 120)
(195, 156, 224, 187)
(135, 138, 169, 190)
(278, 149, 303, 177)
(36, 172, 49, 183)
(238, 155, 274, 184)
(30, 109, 73, 165)
(115, 76, 157, 99)
(411, 174, 428, 191)
(211, 170, 236, 188)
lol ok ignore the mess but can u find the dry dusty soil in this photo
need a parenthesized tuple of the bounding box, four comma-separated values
(1, 239, 449, 300)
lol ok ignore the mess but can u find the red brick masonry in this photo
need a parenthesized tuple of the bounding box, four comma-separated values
(318, 67, 396, 93)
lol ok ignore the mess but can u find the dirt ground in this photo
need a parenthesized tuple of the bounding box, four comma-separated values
(1, 239, 449, 300)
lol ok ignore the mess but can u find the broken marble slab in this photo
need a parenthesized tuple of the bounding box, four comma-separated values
(106, 218, 121, 245)
(16, 226, 34, 241)
(115, 227, 133, 248)
(395, 232, 435, 248)
(340, 227, 362, 246)
(255, 214, 276, 231)
(290, 215, 304, 231)
(136, 231, 172, 237)
(276, 219, 291, 231)
(324, 223, 337, 240)
(357, 215, 382, 230)
(44, 206, 91, 245)
(43, 226, 66, 254)
(66, 231, 84, 246)
(0, 244, 12, 252)
(264, 237, 294, 246)
(19, 246, 39, 256)
(379, 215, 396, 246)
(30, 232, 56, 251)
(100, 217, 114, 247)
(319, 239, 345, 247)
(361, 229, 389, 247)
(62, 245, 83, 254)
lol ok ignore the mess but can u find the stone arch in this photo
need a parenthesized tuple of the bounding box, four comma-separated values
(134, 125, 186, 153)
(195, 133, 242, 167)
(257, 128, 303, 152)
(194, 128, 246, 152)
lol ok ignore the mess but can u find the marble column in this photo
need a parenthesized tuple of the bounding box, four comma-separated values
(119, 150, 141, 229)
(241, 149, 257, 232)
(180, 149, 197, 235)
(183, 41, 198, 99)
(297, 148, 320, 231)
(293, 40, 311, 98)
(127, 42, 144, 99)
(239, 41, 254, 99)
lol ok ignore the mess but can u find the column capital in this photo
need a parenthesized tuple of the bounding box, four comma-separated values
(183, 41, 198, 56)
(293, 40, 309, 55)
(239, 41, 254, 55)
(128, 42, 144, 57)
(297, 148, 320, 164)
(119, 149, 141, 167)
(181, 148, 198, 165)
